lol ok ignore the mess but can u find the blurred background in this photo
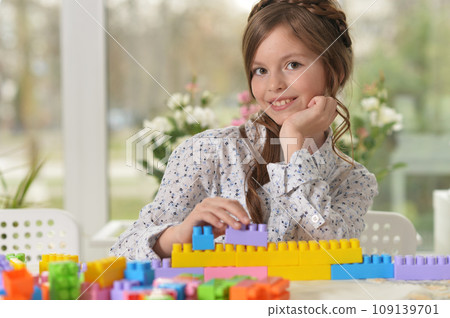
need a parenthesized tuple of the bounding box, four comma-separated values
(1, 0, 449, 252)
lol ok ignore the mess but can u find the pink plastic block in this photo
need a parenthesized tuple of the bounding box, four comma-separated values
(394, 255, 450, 280)
(204, 266, 267, 281)
(79, 282, 112, 300)
(152, 258, 204, 279)
(40, 272, 49, 284)
(225, 224, 268, 247)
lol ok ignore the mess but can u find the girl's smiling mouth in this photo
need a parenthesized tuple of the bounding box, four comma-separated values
(269, 97, 297, 111)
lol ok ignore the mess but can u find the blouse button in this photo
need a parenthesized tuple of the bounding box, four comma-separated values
(311, 215, 320, 223)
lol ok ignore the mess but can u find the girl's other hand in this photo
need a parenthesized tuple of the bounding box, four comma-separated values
(174, 197, 251, 244)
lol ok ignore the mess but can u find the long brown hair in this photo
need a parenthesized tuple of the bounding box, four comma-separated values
(240, 0, 354, 224)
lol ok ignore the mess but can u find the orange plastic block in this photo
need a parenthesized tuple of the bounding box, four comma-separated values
(171, 243, 236, 268)
(41, 282, 50, 300)
(255, 277, 290, 300)
(39, 254, 79, 273)
(236, 241, 299, 267)
(268, 264, 331, 280)
(298, 239, 362, 265)
(229, 279, 266, 300)
(84, 256, 126, 288)
(2, 268, 34, 300)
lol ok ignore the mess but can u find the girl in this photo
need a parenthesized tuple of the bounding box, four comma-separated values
(111, 0, 378, 260)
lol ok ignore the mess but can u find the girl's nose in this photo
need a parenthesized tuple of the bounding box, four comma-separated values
(269, 72, 286, 92)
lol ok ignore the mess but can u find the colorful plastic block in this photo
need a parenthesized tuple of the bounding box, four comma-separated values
(124, 260, 154, 286)
(0, 255, 13, 292)
(154, 280, 186, 300)
(235, 241, 299, 267)
(394, 255, 450, 280)
(192, 226, 215, 250)
(49, 261, 80, 300)
(6, 253, 25, 262)
(172, 275, 202, 300)
(331, 254, 394, 280)
(31, 285, 42, 300)
(85, 256, 126, 288)
(152, 258, 204, 279)
(2, 268, 34, 300)
(229, 279, 266, 300)
(9, 257, 26, 270)
(39, 254, 79, 273)
(267, 264, 331, 280)
(172, 243, 236, 267)
(225, 224, 268, 247)
(254, 277, 290, 300)
(204, 266, 267, 281)
(197, 276, 249, 300)
(298, 239, 362, 265)
(79, 282, 112, 300)
(110, 279, 140, 300)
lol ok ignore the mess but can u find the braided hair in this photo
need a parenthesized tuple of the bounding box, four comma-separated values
(240, 0, 354, 224)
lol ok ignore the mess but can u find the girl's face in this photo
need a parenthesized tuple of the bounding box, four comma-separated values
(251, 24, 327, 125)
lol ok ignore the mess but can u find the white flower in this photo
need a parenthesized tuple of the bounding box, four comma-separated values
(173, 110, 186, 128)
(370, 105, 403, 133)
(361, 97, 380, 111)
(167, 93, 190, 110)
(192, 106, 216, 128)
(144, 116, 172, 133)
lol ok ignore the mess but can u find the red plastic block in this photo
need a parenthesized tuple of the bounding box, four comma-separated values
(394, 255, 450, 280)
(204, 266, 267, 281)
(225, 224, 268, 247)
(2, 268, 34, 300)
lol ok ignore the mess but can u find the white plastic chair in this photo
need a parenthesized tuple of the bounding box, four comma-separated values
(0, 209, 79, 262)
(360, 210, 418, 255)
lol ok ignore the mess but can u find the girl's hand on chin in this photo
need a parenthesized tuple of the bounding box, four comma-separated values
(280, 96, 338, 138)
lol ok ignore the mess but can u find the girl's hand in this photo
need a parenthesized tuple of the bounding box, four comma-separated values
(281, 96, 338, 139)
(173, 197, 251, 244)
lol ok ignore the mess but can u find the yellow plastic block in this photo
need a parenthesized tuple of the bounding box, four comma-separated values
(84, 256, 126, 288)
(171, 243, 235, 268)
(235, 241, 299, 267)
(268, 264, 331, 280)
(39, 254, 79, 273)
(9, 257, 26, 270)
(298, 239, 362, 265)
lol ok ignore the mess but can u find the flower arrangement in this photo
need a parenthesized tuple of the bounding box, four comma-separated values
(337, 73, 405, 180)
(140, 78, 217, 195)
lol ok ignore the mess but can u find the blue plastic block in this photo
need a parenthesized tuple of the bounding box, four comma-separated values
(192, 226, 215, 251)
(31, 285, 42, 300)
(155, 281, 187, 300)
(124, 261, 154, 286)
(331, 254, 394, 280)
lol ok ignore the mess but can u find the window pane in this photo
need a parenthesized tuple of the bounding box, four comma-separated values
(106, 0, 250, 220)
(0, 0, 63, 210)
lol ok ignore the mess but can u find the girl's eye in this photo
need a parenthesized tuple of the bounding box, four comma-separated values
(253, 68, 267, 76)
(287, 62, 301, 70)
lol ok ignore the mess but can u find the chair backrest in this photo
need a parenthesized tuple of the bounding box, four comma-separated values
(0, 209, 79, 262)
(360, 210, 417, 255)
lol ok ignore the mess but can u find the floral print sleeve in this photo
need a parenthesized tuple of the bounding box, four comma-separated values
(264, 131, 378, 242)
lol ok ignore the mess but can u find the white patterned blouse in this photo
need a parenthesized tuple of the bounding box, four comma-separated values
(110, 120, 378, 260)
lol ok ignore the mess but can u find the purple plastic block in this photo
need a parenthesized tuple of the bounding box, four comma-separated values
(225, 223, 268, 247)
(152, 258, 204, 279)
(110, 279, 140, 300)
(0, 255, 13, 291)
(394, 255, 450, 280)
